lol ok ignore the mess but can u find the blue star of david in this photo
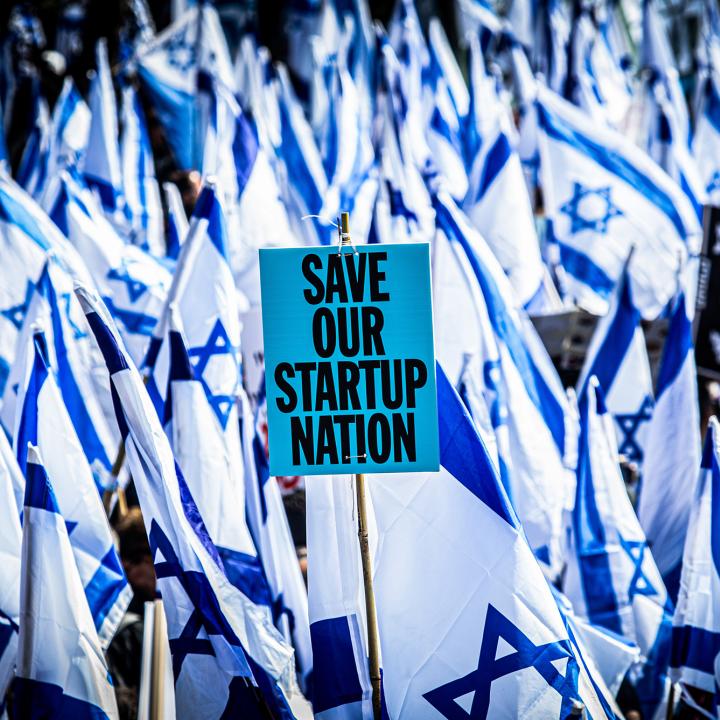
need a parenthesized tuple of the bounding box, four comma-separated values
(423, 604, 582, 719)
(165, 29, 195, 73)
(615, 395, 654, 464)
(618, 535, 658, 601)
(107, 260, 150, 303)
(188, 319, 240, 429)
(707, 170, 720, 195)
(60, 292, 87, 340)
(483, 360, 508, 428)
(560, 182, 624, 234)
(1, 281, 34, 330)
(148, 520, 249, 681)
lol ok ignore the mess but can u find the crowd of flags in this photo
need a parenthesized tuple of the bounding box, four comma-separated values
(0, 0, 720, 717)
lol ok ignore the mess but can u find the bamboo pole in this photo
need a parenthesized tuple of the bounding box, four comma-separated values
(340, 212, 382, 720)
(150, 599, 167, 720)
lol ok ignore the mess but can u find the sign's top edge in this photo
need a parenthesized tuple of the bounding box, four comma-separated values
(258, 242, 431, 254)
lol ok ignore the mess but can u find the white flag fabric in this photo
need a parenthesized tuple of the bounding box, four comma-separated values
(536, 83, 700, 318)
(563, 377, 673, 720)
(78, 286, 307, 719)
(670, 417, 720, 697)
(14, 444, 119, 719)
(13, 333, 131, 646)
(638, 293, 701, 598)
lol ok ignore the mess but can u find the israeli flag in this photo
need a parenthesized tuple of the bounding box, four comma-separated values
(371, 366, 613, 718)
(0, 259, 116, 478)
(462, 34, 545, 308)
(136, 3, 235, 170)
(44, 168, 171, 365)
(239, 389, 314, 693)
(692, 73, 720, 206)
(563, 377, 673, 720)
(536, 83, 700, 318)
(14, 444, 119, 719)
(640, 80, 705, 222)
(77, 286, 308, 719)
(43, 77, 91, 198)
(143, 181, 241, 422)
(13, 333, 132, 646)
(120, 84, 164, 256)
(0, 171, 89, 395)
(0, 430, 21, 709)
(425, 18, 469, 203)
(83, 39, 125, 220)
(163, 181, 188, 259)
(577, 271, 655, 469)
(163, 307, 273, 622)
(305, 469, 373, 719)
(641, 0, 690, 147)
(670, 418, 720, 698)
(432, 190, 573, 573)
(275, 64, 329, 247)
(638, 293, 701, 600)
(16, 89, 50, 198)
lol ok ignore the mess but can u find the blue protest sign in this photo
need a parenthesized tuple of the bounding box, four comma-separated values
(259, 243, 439, 476)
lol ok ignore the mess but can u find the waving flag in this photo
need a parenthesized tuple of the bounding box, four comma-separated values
(44, 77, 91, 196)
(13, 333, 131, 646)
(563, 377, 673, 720)
(164, 308, 272, 615)
(371, 366, 613, 718)
(15, 87, 50, 198)
(576, 271, 655, 469)
(45, 169, 171, 365)
(536, 83, 700, 318)
(1, 259, 116, 476)
(0, 430, 21, 711)
(638, 293, 701, 600)
(143, 181, 241, 422)
(432, 190, 572, 572)
(137, 3, 234, 170)
(240, 389, 314, 693)
(275, 64, 329, 247)
(15, 444, 118, 718)
(692, 72, 720, 206)
(462, 34, 545, 308)
(670, 418, 720, 703)
(0, 172, 89, 395)
(78, 287, 308, 719)
(83, 39, 125, 221)
(306, 469, 373, 719)
(120, 84, 164, 255)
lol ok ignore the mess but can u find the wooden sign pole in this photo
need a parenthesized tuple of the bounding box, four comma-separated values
(340, 212, 383, 720)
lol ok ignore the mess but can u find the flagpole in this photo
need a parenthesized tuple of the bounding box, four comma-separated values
(150, 598, 167, 720)
(340, 212, 383, 720)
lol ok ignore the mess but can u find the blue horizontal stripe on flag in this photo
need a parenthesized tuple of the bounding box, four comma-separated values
(558, 243, 615, 301)
(13, 677, 111, 719)
(671, 624, 720, 675)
